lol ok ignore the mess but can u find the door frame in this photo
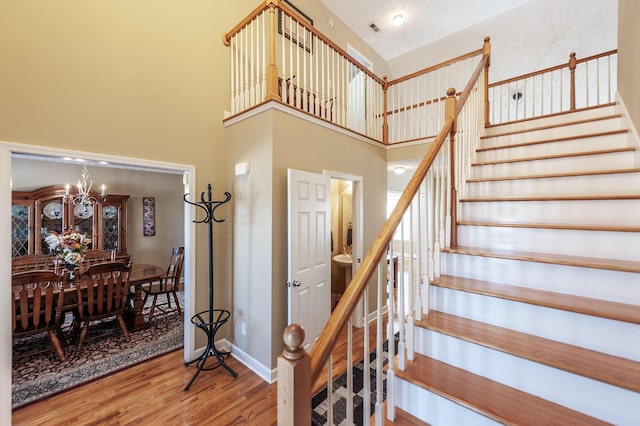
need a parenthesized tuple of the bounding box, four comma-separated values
(324, 169, 365, 327)
(0, 141, 198, 363)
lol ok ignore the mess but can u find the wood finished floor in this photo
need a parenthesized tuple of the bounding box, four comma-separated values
(12, 317, 391, 426)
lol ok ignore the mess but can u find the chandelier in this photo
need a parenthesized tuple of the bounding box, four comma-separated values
(65, 165, 106, 213)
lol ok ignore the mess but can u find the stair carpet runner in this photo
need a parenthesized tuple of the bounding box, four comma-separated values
(389, 105, 640, 425)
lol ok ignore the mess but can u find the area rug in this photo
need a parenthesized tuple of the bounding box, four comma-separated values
(11, 293, 184, 409)
(311, 334, 398, 425)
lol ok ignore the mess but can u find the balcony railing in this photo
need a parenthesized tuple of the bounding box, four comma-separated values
(488, 49, 618, 125)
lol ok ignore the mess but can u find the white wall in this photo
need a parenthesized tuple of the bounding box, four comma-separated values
(387, 0, 618, 84)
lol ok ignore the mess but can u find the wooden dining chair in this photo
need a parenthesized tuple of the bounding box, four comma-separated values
(141, 247, 184, 321)
(12, 254, 56, 273)
(12, 270, 67, 362)
(73, 261, 132, 356)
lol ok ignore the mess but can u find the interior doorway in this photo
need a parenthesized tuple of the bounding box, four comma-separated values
(326, 170, 364, 327)
(0, 142, 198, 363)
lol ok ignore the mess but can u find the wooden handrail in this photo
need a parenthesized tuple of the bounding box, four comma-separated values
(457, 55, 489, 116)
(222, 1, 269, 46)
(387, 48, 485, 86)
(309, 115, 455, 382)
(488, 49, 618, 88)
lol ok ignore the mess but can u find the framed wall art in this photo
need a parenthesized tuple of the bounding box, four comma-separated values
(143, 197, 156, 236)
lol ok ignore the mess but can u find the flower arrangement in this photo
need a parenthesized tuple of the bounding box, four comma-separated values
(45, 230, 91, 266)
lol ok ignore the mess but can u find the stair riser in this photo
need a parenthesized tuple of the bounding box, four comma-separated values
(481, 117, 624, 148)
(456, 225, 640, 261)
(464, 172, 640, 198)
(413, 326, 639, 425)
(392, 376, 500, 426)
(476, 133, 628, 163)
(470, 150, 636, 178)
(459, 199, 640, 227)
(483, 105, 618, 136)
(428, 286, 640, 361)
(441, 251, 640, 304)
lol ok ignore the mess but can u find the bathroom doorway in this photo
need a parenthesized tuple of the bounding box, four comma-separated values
(327, 171, 364, 327)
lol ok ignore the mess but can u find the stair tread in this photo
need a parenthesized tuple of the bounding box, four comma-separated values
(477, 129, 628, 152)
(417, 309, 640, 393)
(442, 245, 640, 274)
(471, 146, 636, 166)
(394, 353, 610, 426)
(460, 194, 640, 202)
(483, 112, 622, 138)
(466, 167, 640, 183)
(457, 220, 640, 232)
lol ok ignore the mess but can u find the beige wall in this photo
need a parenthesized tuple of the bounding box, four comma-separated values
(618, 0, 640, 134)
(225, 107, 387, 370)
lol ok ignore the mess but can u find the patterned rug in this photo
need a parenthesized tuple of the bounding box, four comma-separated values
(311, 334, 398, 425)
(11, 293, 184, 409)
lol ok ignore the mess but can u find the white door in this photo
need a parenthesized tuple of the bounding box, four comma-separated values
(287, 168, 331, 352)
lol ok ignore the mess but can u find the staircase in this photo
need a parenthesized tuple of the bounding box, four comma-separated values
(391, 105, 640, 425)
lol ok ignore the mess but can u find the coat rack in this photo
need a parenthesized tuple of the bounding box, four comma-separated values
(183, 184, 237, 391)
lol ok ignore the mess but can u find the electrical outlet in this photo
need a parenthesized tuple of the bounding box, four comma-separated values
(241, 322, 246, 336)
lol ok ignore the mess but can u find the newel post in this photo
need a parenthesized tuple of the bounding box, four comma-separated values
(445, 88, 458, 247)
(277, 324, 310, 425)
(482, 36, 491, 127)
(568, 52, 577, 111)
(265, 1, 282, 101)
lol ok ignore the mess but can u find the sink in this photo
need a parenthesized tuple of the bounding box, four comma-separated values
(332, 254, 353, 268)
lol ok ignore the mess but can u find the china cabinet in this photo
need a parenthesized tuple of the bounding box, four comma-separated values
(11, 185, 129, 258)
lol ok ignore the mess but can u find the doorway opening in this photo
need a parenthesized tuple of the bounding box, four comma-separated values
(0, 143, 198, 363)
(326, 171, 364, 327)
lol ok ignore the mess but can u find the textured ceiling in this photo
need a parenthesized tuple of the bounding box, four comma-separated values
(319, 0, 532, 60)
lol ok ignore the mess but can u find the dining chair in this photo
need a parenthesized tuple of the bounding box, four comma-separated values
(12, 270, 67, 362)
(12, 254, 56, 273)
(73, 261, 132, 356)
(141, 246, 184, 321)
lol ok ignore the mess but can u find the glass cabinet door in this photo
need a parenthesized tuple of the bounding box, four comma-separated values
(102, 204, 120, 252)
(11, 203, 31, 257)
(71, 203, 95, 248)
(40, 198, 65, 254)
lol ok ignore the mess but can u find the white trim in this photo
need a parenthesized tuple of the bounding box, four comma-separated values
(1, 141, 198, 364)
(0, 145, 12, 426)
(615, 92, 640, 167)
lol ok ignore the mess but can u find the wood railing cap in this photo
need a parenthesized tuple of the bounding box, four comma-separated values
(282, 324, 306, 361)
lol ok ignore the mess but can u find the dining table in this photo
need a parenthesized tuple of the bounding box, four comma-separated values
(124, 263, 166, 330)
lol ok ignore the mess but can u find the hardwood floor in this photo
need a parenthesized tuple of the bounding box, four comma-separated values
(13, 349, 278, 425)
(12, 316, 392, 426)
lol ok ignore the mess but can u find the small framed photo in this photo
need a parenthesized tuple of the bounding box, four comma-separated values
(143, 197, 156, 236)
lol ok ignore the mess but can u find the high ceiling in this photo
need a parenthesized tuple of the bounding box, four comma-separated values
(319, 0, 532, 60)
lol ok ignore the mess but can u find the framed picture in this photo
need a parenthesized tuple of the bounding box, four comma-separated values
(143, 197, 156, 236)
(278, 0, 313, 53)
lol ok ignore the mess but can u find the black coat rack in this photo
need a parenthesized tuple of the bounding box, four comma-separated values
(183, 184, 237, 391)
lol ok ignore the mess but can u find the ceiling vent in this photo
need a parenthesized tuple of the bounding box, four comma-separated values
(369, 23, 380, 32)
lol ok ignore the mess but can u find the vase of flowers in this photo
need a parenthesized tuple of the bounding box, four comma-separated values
(45, 230, 91, 279)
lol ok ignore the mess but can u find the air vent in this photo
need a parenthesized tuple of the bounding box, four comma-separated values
(369, 23, 380, 32)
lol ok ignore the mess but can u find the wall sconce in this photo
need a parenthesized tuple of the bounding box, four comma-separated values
(235, 162, 251, 176)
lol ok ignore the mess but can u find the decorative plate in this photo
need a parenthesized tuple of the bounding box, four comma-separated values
(103, 205, 118, 219)
(43, 203, 63, 219)
(74, 203, 94, 219)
